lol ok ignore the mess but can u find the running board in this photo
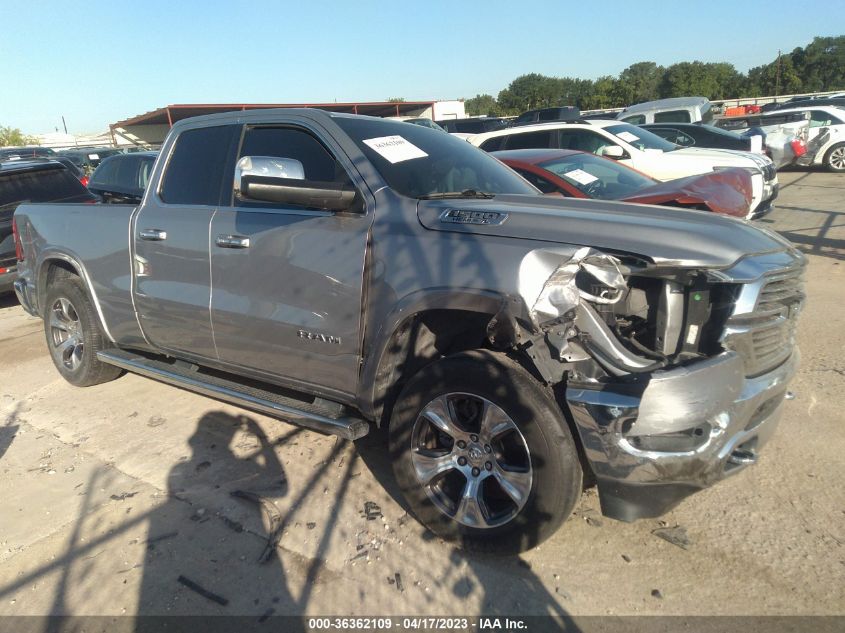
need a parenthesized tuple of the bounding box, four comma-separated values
(96, 349, 369, 440)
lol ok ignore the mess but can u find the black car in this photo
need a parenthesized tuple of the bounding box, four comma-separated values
(0, 161, 96, 293)
(58, 147, 124, 176)
(641, 123, 755, 151)
(435, 117, 510, 134)
(87, 152, 158, 203)
(0, 146, 56, 160)
(512, 106, 580, 126)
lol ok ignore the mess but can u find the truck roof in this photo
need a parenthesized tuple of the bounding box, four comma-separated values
(620, 97, 710, 115)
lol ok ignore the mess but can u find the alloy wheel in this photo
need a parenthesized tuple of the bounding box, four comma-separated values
(49, 297, 84, 371)
(829, 146, 845, 171)
(410, 393, 533, 528)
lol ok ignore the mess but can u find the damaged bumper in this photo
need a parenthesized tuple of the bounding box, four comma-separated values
(566, 348, 799, 522)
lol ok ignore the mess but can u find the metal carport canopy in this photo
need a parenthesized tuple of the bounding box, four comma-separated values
(110, 101, 438, 145)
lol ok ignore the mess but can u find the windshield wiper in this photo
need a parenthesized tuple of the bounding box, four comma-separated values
(418, 189, 496, 200)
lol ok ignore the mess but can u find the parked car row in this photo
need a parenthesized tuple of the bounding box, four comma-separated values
(468, 118, 778, 219)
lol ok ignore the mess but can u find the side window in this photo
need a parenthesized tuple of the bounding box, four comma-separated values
(236, 126, 352, 207)
(160, 125, 239, 205)
(512, 168, 558, 194)
(557, 129, 613, 155)
(650, 127, 694, 146)
(456, 121, 483, 134)
(810, 110, 833, 127)
(479, 137, 505, 152)
(504, 131, 553, 150)
(538, 110, 558, 122)
(654, 110, 692, 123)
(621, 115, 646, 125)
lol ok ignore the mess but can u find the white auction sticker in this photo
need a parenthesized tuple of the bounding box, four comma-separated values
(564, 169, 599, 185)
(362, 136, 428, 164)
(88, 153, 100, 160)
(615, 131, 640, 143)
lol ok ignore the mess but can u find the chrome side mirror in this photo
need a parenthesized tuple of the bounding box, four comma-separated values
(234, 156, 305, 196)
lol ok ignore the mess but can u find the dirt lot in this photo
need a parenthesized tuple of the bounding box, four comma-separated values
(0, 170, 842, 620)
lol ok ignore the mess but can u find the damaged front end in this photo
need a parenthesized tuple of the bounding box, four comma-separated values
(498, 246, 805, 522)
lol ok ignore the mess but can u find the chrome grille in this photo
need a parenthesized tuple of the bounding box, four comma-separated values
(723, 262, 805, 377)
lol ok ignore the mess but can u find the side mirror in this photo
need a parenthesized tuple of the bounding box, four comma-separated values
(601, 146, 628, 160)
(234, 155, 356, 212)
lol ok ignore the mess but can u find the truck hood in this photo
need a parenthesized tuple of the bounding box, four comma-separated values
(417, 194, 795, 268)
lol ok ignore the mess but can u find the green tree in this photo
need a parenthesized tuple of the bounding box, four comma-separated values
(497, 73, 560, 112)
(0, 125, 38, 147)
(386, 97, 405, 103)
(790, 36, 845, 92)
(582, 76, 620, 109)
(464, 94, 500, 116)
(616, 62, 664, 105)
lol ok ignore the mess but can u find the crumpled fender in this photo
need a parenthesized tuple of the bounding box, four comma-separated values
(620, 168, 752, 218)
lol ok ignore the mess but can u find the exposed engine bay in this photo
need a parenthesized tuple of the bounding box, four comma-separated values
(501, 247, 739, 385)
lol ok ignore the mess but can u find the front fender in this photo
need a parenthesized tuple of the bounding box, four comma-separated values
(357, 288, 530, 421)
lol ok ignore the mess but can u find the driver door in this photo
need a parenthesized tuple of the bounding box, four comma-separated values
(209, 124, 372, 397)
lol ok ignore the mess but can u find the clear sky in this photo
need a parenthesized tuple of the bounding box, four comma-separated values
(1, 0, 841, 134)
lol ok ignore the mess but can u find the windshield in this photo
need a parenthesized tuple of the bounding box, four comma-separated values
(538, 153, 656, 200)
(333, 116, 538, 199)
(604, 123, 679, 152)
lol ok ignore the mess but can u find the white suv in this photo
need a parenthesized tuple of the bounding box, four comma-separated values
(763, 106, 845, 172)
(469, 120, 779, 218)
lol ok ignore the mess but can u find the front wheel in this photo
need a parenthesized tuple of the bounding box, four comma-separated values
(825, 143, 845, 173)
(389, 350, 582, 553)
(43, 273, 122, 387)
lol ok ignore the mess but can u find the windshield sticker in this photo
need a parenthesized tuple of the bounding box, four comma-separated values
(363, 136, 428, 163)
(88, 153, 100, 160)
(564, 169, 599, 185)
(615, 131, 640, 143)
(749, 135, 763, 153)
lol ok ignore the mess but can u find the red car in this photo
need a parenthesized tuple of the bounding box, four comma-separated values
(493, 149, 753, 218)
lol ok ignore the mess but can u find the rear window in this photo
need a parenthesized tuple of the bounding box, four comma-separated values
(0, 167, 93, 212)
(654, 110, 692, 123)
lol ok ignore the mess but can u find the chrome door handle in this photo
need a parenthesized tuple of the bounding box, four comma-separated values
(139, 228, 167, 241)
(215, 235, 250, 249)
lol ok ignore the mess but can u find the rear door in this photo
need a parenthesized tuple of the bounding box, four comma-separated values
(133, 124, 240, 359)
(208, 123, 371, 397)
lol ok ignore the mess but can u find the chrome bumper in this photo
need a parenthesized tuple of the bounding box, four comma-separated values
(566, 348, 799, 521)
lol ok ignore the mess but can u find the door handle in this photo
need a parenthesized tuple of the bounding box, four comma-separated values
(215, 235, 251, 249)
(139, 228, 167, 241)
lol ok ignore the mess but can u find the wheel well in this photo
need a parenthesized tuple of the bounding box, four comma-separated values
(372, 309, 492, 428)
(40, 260, 81, 314)
(45, 260, 80, 283)
(370, 308, 596, 489)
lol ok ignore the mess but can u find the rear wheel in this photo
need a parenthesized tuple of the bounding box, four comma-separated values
(44, 273, 122, 387)
(825, 143, 845, 172)
(389, 350, 582, 553)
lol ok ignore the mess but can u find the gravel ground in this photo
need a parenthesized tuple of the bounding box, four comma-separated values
(0, 169, 842, 621)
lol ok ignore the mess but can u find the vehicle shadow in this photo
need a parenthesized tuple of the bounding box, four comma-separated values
(0, 292, 20, 310)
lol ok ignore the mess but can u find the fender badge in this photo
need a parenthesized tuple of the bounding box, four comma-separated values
(440, 209, 508, 226)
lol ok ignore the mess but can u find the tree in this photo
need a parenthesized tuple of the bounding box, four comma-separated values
(616, 62, 664, 105)
(464, 94, 500, 116)
(0, 125, 38, 147)
(386, 97, 405, 103)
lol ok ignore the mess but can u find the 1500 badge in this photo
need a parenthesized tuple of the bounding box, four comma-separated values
(298, 330, 342, 345)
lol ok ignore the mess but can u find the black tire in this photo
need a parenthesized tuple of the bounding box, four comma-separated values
(43, 272, 122, 387)
(824, 143, 845, 173)
(389, 350, 582, 553)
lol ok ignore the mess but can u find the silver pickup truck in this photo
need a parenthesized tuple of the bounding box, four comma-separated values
(12, 109, 805, 553)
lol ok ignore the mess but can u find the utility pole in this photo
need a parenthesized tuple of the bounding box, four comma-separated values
(775, 50, 782, 97)
(61, 116, 68, 134)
